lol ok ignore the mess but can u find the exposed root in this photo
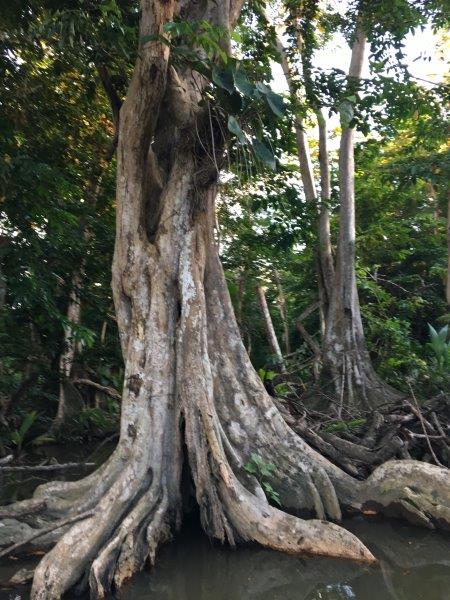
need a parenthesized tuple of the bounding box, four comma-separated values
(0, 510, 94, 560)
(360, 460, 450, 530)
(89, 486, 169, 598)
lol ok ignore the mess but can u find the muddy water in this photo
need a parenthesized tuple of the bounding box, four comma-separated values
(0, 516, 449, 600)
(0, 445, 449, 599)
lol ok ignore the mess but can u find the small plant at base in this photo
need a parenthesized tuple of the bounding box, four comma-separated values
(427, 324, 450, 371)
(10, 410, 39, 453)
(244, 452, 281, 506)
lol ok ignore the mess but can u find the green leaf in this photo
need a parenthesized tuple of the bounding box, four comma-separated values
(212, 66, 235, 93)
(18, 410, 38, 439)
(255, 82, 271, 95)
(428, 324, 438, 340)
(227, 116, 247, 144)
(438, 325, 448, 342)
(265, 90, 286, 117)
(140, 34, 170, 46)
(252, 139, 276, 170)
(244, 462, 257, 475)
(234, 68, 254, 98)
(216, 88, 243, 114)
(171, 46, 199, 60)
(339, 100, 354, 128)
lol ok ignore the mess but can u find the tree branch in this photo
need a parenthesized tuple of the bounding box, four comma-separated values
(96, 64, 122, 131)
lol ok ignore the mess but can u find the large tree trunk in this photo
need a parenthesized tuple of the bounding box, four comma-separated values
(322, 28, 401, 411)
(1, 4, 449, 599)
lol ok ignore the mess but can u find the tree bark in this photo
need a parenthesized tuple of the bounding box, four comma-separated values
(446, 190, 450, 305)
(322, 26, 401, 410)
(317, 111, 334, 303)
(273, 20, 334, 322)
(257, 285, 286, 371)
(274, 270, 291, 355)
(1, 5, 449, 600)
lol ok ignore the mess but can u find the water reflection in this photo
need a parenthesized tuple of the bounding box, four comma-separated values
(120, 517, 450, 600)
(0, 517, 449, 599)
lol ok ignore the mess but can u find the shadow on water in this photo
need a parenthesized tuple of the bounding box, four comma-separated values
(116, 516, 450, 600)
(0, 516, 449, 600)
(0, 446, 449, 600)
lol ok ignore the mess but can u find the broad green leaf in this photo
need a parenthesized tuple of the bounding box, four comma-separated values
(339, 100, 354, 127)
(227, 115, 246, 144)
(18, 410, 38, 439)
(265, 90, 286, 117)
(252, 139, 276, 170)
(234, 68, 254, 98)
(255, 82, 271, 94)
(140, 33, 170, 46)
(212, 66, 235, 93)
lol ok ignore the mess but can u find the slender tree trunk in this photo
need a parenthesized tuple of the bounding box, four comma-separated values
(0, 237, 6, 313)
(1, 5, 449, 600)
(446, 190, 450, 305)
(55, 271, 84, 428)
(257, 284, 286, 370)
(317, 112, 334, 303)
(274, 25, 334, 321)
(322, 28, 401, 410)
(274, 269, 291, 355)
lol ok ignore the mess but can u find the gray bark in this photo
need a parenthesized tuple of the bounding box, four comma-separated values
(323, 26, 401, 410)
(273, 20, 334, 323)
(274, 269, 291, 355)
(257, 284, 285, 369)
(447, 190, 450, 305)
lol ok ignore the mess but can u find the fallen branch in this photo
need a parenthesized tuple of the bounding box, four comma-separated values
(407, 384, 442, 467)
(0, 510, 94, 559)
(0, 461, 95, 473)
(73, 378, 121, 400)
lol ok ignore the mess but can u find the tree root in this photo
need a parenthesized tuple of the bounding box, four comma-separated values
(360, 460, 450, 531)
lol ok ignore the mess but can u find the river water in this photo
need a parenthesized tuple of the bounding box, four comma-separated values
(0, 516, 449, 600)
(0, 445, 449, 599)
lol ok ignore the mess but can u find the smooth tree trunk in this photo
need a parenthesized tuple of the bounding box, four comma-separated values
(55, 270, 84, 428)
(322, 27, 401, 410)
(274, 24, 334, 318)
(446, 190, 450, 305)
(317, 112, 334, 303)
(1, 5, 449, 600)
(274, 269, 291, 355)
(257, 284, 286, 370)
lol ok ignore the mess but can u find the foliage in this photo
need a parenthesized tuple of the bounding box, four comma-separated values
(427, 324, 450, 370)
(244, 453, 282, 506)
(9, 411, 39, 453)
